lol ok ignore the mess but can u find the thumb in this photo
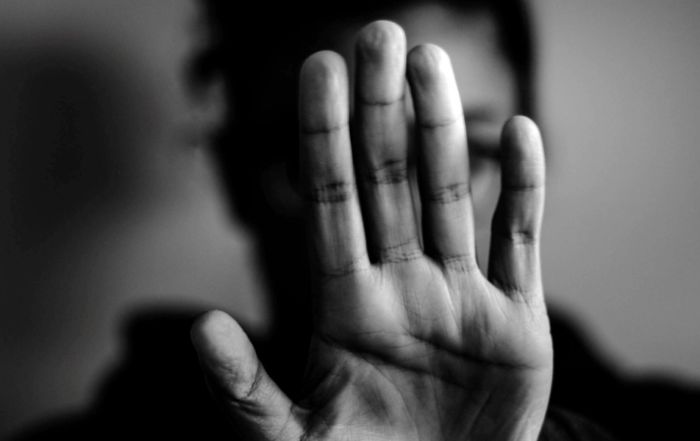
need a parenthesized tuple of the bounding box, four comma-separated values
(191, 310, 304, 441)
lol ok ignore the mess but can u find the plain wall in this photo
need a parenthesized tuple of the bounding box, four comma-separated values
(534, 0, 700, 380)
(1, 0, 699, 437)
(0, 0, 269, 436)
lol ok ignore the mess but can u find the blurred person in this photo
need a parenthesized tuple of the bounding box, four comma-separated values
(195, 0, 540, 404)
(191, 16, 589, 441)
(198, 0, 699, 440)
(193, 0, 614, 439)
(10, 0, 699, 440)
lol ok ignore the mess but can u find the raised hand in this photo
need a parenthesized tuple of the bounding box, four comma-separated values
(191, 21, 551, 441)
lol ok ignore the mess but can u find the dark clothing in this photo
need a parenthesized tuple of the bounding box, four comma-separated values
(548, 308, 700, 441)
(541, 408, 617, 441)
(10, 307, 647, 441)
(12, 305, 700, 441)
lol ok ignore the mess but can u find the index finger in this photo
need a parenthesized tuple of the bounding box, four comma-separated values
(299, 51, 370, 278)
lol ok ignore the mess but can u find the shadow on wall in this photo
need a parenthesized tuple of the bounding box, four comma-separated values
(2, 38, 157, 250)
(0, 34, 162, 435)
(0, 3, 272, 433)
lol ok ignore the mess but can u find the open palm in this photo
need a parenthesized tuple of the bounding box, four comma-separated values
(192, 21, 551, 441)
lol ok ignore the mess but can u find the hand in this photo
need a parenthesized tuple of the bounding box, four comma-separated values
(191, 21, 551, 441)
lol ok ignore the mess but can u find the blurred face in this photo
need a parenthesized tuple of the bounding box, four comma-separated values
(335, 4, 519, 259)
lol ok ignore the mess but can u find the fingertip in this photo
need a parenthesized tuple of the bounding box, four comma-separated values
(356, 20, 406, 61)
(299, 50, 347, 92)
(191, 311, 300, 437)
(191, 310, 248, 365)
(506, 115, 537, 129)
(355, 21, 406, 104)
(501, 116, 545, 185)
(299, 50, 349, 131)
(406, 44, 462, 124)
(191, 309, 234, 343)
(407, 43, 452, 84)
(502, 116, 544, 158)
